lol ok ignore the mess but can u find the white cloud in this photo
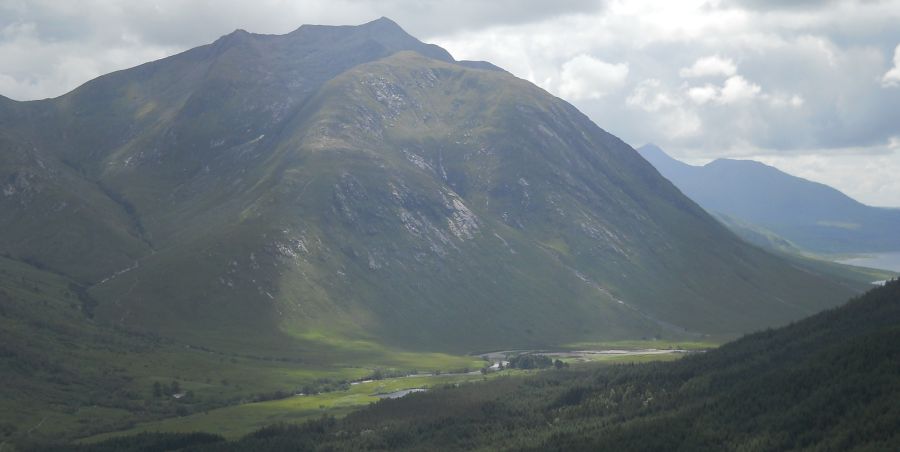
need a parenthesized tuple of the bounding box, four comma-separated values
(660, 108, 702, 138)
(683, 76, 763, 105)
(679, 55, 737, 78)
(764, 93, 805, 108)
(625, 79, 700, 138)
(686, 84, 719, 105)
(626, 78, 679, 111)
(719, 75, 762, 103)
(557, 54, 629, 100)
(432, 0, 900, 175)
(882, 44, 900, 87)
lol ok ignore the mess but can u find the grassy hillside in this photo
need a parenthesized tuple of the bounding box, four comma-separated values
(0, 19, 860, 357)
(88, 49, 860, 354)
(0, 254, 483, 447)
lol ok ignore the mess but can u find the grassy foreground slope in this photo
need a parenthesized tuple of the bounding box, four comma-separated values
(101, 278, 899, 451)
(0, 254, 480, 446)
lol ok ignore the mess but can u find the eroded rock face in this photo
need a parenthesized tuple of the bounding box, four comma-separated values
(441, 190, 479, 240)
(3, 170, 40, 202)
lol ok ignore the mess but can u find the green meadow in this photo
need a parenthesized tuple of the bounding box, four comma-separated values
(80, 371, 522, 442)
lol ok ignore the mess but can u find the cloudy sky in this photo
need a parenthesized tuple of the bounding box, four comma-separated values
(2, 0, 899, 206)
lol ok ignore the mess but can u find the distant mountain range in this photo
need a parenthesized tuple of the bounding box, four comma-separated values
(638, 144, 900, 254)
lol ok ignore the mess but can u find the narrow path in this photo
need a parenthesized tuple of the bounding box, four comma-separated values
(95, 260, 140, 286)
(1, 412, 49, 450)
(25, 416, 48, 437)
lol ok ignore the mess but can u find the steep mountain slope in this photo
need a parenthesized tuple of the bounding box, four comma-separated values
(0, 19, 858, 358)
(153, 279, 900, 451)
(0, 18, 463, 283)
(638, 143, 900, 254)
(0, 97, 152, 282)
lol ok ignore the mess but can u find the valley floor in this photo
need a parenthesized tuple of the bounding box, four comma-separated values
(73, 347, 694, 445)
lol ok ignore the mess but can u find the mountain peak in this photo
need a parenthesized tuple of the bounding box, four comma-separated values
(289, 16, 407, 38)
(637, 143, 665, 156)
(354, 16, 419, 42)
(284, 18, 454, 63)
(210, 27, 254, 50)
(637, 143, 691, 168)
(365, 16, 402, 28)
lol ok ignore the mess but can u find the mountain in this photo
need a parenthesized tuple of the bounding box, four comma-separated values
(125, 279, 900, 451)
(0, 17, 882, 447)
(0, 19, 858, 358)
(638, 144, 900, 254)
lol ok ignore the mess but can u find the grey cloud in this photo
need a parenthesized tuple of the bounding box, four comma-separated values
(2, 0, 605, 49)
(377, 0, 607, 37)
(0, 0, 606, 100)
(0, 0, 898, 204)
(423, 0, 900, 205)
(724, 0, 847, 11)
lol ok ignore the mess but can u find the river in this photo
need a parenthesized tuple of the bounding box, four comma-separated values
(377, 388, 428, 399)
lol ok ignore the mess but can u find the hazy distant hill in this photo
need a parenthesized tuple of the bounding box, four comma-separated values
(638, 144, 900, 254)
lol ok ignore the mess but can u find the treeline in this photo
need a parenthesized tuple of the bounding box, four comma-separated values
(506, 354, 568, 370)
